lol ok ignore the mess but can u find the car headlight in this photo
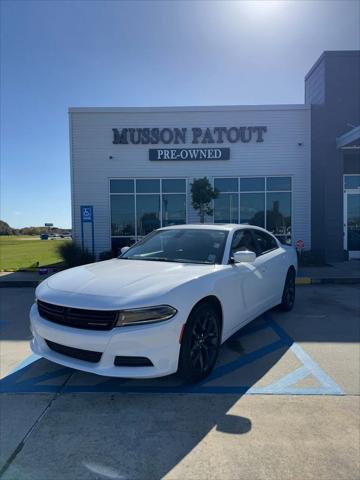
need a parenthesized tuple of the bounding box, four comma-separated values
(116, 305, 177, 327)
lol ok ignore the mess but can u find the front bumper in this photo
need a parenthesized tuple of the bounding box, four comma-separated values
(30, 303, 183, 378)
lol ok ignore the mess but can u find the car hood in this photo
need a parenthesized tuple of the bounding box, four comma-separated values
(38, 259, 216, 308)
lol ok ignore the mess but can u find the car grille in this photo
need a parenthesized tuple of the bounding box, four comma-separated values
(45, 339, 102, 363)
(37, 300, 118, 331)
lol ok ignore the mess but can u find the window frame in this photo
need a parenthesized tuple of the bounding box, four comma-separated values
(213, 175, 293, 245)
(109, 178, 188, 243)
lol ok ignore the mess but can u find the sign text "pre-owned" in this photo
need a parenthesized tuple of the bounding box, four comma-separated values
(112, 126, 267, 145)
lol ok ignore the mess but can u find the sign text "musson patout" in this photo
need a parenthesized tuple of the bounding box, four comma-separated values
(112, 126, 267, 145)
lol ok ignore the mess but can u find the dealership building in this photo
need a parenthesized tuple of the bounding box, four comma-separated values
(69, 50, 360, 262)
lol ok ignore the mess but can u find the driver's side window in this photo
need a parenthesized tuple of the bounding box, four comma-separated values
(231, 230, 257, 256)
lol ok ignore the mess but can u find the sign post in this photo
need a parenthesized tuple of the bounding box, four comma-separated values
(295, 240, 304, 260)
(80, 206, 94, 255)
(44, 223, 53, 235)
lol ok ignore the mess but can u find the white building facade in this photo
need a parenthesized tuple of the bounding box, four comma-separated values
(69, 105, 311, 256)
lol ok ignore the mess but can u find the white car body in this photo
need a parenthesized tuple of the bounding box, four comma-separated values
(30, 224, 297, 378)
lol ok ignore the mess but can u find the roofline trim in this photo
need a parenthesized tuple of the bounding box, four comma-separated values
(68, 104, 310, 114)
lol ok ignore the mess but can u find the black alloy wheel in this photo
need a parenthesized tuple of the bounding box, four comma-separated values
(280, 268, 296, 311)
(178, 303, 221, 382)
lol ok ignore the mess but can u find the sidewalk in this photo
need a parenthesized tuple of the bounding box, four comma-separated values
(1, 260, 359, 287)
(0, 271, 52, 287)
(298, 260, 360, 284)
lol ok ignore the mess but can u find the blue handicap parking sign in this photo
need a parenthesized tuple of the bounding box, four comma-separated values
(81, 205, 93, 223)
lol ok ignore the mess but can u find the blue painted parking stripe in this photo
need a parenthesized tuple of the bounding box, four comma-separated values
(253, 366, 309, 394)
(202, 339, 285, 384)
(233, 319, 270, 337)
(0, 313, 345, 396)
(289, 343, 344, 394)
(8, 354, 41, 376)
(19, 366, 72, 388)
(0, 355, 72, 394)
(265, 314, 344, 395)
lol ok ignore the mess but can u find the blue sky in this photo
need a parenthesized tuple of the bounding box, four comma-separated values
(1, 0, 359, 229)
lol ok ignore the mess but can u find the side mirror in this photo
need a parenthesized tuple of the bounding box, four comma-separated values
(120, 246, 130, 255)
(233, 250, 256, 264)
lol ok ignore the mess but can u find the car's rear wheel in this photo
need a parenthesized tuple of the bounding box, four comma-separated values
(178, 302, 221, 382)
(279, 268, 296, 311)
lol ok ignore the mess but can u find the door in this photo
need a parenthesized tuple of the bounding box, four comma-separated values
(229, 229, 273, 321)
(344, 192, 360, 259)
(250, 228, 286, 307)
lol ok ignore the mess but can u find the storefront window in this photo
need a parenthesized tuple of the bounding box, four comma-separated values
(344, 175, 360, 190)
(162, 194, 186, 226)
(240, 193, 265, 227)
(136, 195, 160, 236)
(110, 178, 187, 247)
(111, 195, 135, 236)
(266, 192, 292, 244)
(110, 179, 134, 193)
(214, 178, 238, 193)
(110, 176, 293, 248)
(214, 178, 238, 224)
(136, 179, 160, 193)
(267, 176, 292, 191)
(162, 179, 186, 193)
(214, 193, 238, 223)
(213, 176, 292, 243)
(240, 177, 265, 192)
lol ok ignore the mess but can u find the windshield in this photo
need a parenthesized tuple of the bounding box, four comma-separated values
(120, 228, 228, 264)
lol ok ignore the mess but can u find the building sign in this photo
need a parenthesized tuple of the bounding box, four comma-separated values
(149, 148, 230, 161)
(112, 126, 267, 145)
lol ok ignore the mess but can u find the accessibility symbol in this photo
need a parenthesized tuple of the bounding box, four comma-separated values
(81, 205, 93, 223)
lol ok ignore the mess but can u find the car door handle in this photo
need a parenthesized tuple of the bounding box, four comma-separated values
(260, 267, 267, 273)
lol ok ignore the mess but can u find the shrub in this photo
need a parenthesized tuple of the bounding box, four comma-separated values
(57, 241, 95, 268)
(99, 250, 115, 261)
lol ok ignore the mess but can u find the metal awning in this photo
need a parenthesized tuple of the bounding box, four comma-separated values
(336, 125, 360, 149)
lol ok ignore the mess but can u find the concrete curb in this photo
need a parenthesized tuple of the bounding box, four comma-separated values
(296, 277, 360, 285)
(0, 281, 40, 288)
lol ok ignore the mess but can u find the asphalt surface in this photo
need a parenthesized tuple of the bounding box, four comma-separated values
(0, 285, 359, 479)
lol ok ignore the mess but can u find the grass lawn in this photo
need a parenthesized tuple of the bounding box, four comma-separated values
(0, 236, 70, 271)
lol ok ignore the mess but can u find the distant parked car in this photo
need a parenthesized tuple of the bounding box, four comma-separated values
(30, 224, 297, 382)
(40, 234, 49, 240)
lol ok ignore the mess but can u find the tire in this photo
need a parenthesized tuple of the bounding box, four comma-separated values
(178, 302, 221, 382)
(279, 268, 296, 312)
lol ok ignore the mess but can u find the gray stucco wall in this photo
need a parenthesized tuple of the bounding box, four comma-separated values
(305, 51, 360, 262)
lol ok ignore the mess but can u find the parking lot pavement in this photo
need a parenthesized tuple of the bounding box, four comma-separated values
(0, 288, 34, 378)
(0, 285, 359, 479)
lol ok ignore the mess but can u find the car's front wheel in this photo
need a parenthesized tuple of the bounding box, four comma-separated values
(178, 302, 221, 382)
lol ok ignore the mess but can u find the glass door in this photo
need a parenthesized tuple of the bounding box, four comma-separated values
(345, 192, 360, 259)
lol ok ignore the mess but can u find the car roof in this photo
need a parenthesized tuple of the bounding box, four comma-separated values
(159, 224, 270, 234)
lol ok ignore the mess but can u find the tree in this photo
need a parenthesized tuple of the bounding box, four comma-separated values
(191, 177, 219, 223)
(0, 220, 15, 235)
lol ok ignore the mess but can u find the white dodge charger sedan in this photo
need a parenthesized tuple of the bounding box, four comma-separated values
(30, 224, 297, 382)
